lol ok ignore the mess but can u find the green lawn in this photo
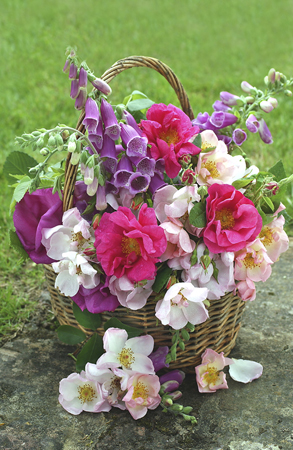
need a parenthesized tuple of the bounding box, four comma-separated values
(1, 0, 293, 338)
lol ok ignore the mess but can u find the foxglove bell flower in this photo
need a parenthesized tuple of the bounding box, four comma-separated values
(258, 118, 273, 144)
(246, 115, 260, 133)
(120, 123, 148, 158)
(232, 128, 247, 146)
(149, 346, 169, 372)
(83, 98, 100, 133)
(220, 91, 241, 106)
(91, 77, 112, 96)
(101, 98, 120, 141)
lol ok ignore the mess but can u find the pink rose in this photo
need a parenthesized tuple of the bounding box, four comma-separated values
(94, 204, 167, 283)
(140, 103, 200, 178)
(203, 184, 262, 253)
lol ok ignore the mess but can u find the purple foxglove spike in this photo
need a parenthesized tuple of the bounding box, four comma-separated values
(128, 172, 151, 195)
(148, 172, 167, 195)
(87, 177, 98, 196)
(232, 128, 247, 146)
(69, 63, 77, 80)
(95, 185, 107, 211)
(100, 135, 118, 173)
(84, 166, 95, 185)
(63, 60, 70, 73)
(91, 78, 112, 96)
(83, 98, 100, 133)
(241, 81, 254, 93)
(246, 115, 260, 133)
(155, 158, 165, 174)
(78, 67, 88, 88)
(105, 178, 119, 195)
(213, 100, 232, 112)
(117, 155, 133, 172)
(258, 118, 273, 144)
(161, 380, 180, 393)
(101, 98, 120, 141)
(217, 135, 232, 147)
(260, 100, 274, 113)
(113, 155, 133, 188)
(210, 111, 238, 128)
(75, 88, 87, 110)
(192, 112, 217, 132)
(149, 346, 169, 372)
(122, 110, 143, 136)
(89, 120, 104, 151)
(136, 157, 156, 176)
(70, 79, 80, 99)
(220, 91, 241, 106)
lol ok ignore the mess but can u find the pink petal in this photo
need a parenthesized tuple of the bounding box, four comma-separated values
(229, 358, 263, 383)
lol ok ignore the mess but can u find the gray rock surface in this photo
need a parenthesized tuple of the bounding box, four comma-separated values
(1, 244, 293, 450)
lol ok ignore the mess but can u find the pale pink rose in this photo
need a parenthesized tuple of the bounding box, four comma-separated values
(236, 278, 256, 302)
(58, 371, 111, 415)
(258, 212, 289, 263)
(196, 130, 246, 186)
(234, 239, 273, 283)
(108, 275, 154, 310)
(96, 328, 155, 374)
(195, 348, 233, 393)
(153, 185, 200, 223)
(155, 282, 208, 330)
(160, 218, 195, 262)
(123, 373, 161, 420)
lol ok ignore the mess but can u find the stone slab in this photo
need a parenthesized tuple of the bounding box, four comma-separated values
(0, 244, 293, 450)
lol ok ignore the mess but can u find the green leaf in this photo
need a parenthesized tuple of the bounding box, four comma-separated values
(269, 160, 286, 182)
(75, 333, 104, 372)
(232, 178, 254, 189)
(9, 230, 29, 260)
(262, 196, 275, 212)
(103, 318, 143, 338)
(192, 134, 202, 148)
(3, 151, 39, 183)
(72, 303, 102, 331)
(13, 177, 32, 202)
(257, 205, 274, 227)
(127, 98, 155, 112)
(189, 202, 206, 228)
(57, 325, 86, 345)
(152, 265, 173, 293)
(123, 90, 148, 105)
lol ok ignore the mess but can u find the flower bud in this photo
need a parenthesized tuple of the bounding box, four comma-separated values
(161, 396, 173, 407)
(268, 68, 276, 84)
(264, 75, 269, 86)
(182, 169, 196, 185)
(265, 181, 279, 195)
(220, 91, 241, 106)
(68, 139, 76, 153)
(92, 214, 102, 229)
(285, 90, 292, 97)
(40, 148, 48, 156)
(179, 154, 192, 167)
(36, 136, 45, 148)
(280, 73, 287, 83)
(268, 97, 278, 108)
(91, 78, 112, 96)
(168, 390, 183, 401)
(275, 71, 281, 82)
(69, 63, 77, 80)
(260, 100, 274, 113)
(55, 134, 64, 151)
(245, 96, 255, 104)
(241, 81, 254, 93)
(170, 403, 183, 412)
(63, 60, 70, 73)
(86, 155, 95, 168)
(62, 130, 70, 140)
(70, 152, 80, 165)
(48, 135, 56, 148)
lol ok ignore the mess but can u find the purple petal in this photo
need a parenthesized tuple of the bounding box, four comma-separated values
(101, 98, 120, 141)
(91, 78, 112, 95)
(159, 369, 185, 386)
(122, 110, 143, 136)
(78, 67, 88, 88)
(69, 63, 77, 80)
(100, 135, 118, 173)
(210, 111, 238, 128)
(83, 98, 100, 133)
(258, 118, 273, 144)
(232, 128, 247, 146)
(149, 346, 169, 372)
(72, 278, 120, 314)
(213, 100, 232, 112)
(89, 120, 104, 150)
(220, 91, 240, 106)
(75, 89, 87, 110)
(246, 115, 260, 133)
(148, 172, 166, 195)
(128, 172, 151, 195)
(137, 157, 156, 176)
(70, 79, 80, 99)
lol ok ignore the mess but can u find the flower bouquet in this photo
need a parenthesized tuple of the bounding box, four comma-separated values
(5, 49, 293, 420)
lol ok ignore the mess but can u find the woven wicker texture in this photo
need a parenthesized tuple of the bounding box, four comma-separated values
(46, 56, 246, 372)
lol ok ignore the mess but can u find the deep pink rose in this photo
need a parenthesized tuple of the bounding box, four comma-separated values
(94, 204, 167, 283)
(203, 184, 262, 253)
(13, 188, 63, 264)
(140, 103, 200, 178)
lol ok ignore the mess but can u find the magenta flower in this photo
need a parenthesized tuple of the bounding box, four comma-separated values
(203, 184, 263, 253)
(195, 348, 233, 393)
(140, 103, 200, 178)
(72, 278, 120, 314)
(13, 188, 63, 264)
(94, 204, 167, 283)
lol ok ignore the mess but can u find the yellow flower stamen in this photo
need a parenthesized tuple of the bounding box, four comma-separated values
(132, 381, 148, 401)
(159, 128, 180, 145)
(118, 347, 135, 369)
(202, 160, 220, 178)
(121, 237, 141, 256)
(259, 227, 273, 247)
(215, 208, 235, 230)
(202, 365, 220, 385)
(243, 252, 260, 269)
(77, 383, 97, 403)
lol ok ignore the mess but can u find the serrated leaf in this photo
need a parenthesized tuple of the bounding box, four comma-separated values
(57, 325, 86, 345)
(127, 98, 155, 112)
(103, 318, 143, 338)
(75, 333, 104, 372)
(72, 303, 102, 331)
(3, 151, 39, 184)
(269, 160, 286, 181)
(13, 177, 32, 202)
(9, 230, 29, 260)
(189, 202, 206, 228)
(152, 266, 173, 293)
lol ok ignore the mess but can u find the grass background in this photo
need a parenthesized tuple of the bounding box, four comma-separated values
(1, 0, 293, 338)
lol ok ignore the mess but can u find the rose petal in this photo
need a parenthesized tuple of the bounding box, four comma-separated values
(229, 358, 263, 383)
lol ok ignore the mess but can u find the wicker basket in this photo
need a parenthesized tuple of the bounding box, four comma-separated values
(45, 56, 246, 373)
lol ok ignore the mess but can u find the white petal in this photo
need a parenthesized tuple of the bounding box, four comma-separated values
(229, 358, 263, 383)
(55, 271, 79, 296)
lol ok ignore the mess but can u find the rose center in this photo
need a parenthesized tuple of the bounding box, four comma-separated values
(159, 128, 180, 145)
(72, 231, 88, 248)
(77, 383, 97, 403)
(202, 160, 220, 178)
(243, 252, 260, 269)
(132, 381, 148, 400)
(259, 227, 273, 247)
(215, 208, 235, 230)
(202, 365, 220, 385)
(118, 347, 135, 369)
(121, 237, 141, 256)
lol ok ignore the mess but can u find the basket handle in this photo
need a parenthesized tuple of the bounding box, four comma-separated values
(63, 56, 194, 211)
